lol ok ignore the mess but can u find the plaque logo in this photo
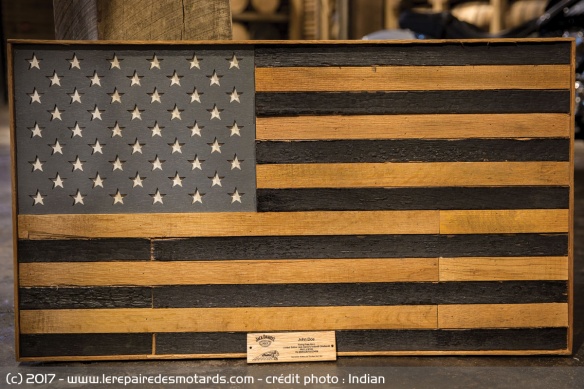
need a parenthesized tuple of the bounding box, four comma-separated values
(255, 334, 276, 347)
(253, 350, 279, 361)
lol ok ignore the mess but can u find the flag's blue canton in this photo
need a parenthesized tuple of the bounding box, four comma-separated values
(14, 47, 256, 214)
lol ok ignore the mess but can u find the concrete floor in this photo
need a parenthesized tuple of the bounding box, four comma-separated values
(1, 106, 584, 388)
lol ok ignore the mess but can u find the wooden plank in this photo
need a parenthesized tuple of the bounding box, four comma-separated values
(256, 162, 570, 189)
(256, 114, 571, 140)
(440, 209, 569, 234)
(19, 334, 153, 357)
(438, 303, 568, 329)
(440, 257, 569, 281)
(255, 65, 571, 92)
(156, 332, 246, 355)
(17, 210, 440, 239)
(568, 38, 576, 354)
(255, 90, 570, 116)
(256, 139, 570, 163)
(19, 287, 153, 309)
(19, 258, 439, 286)
(19, 306, 439, 334)
(257, 187, 570, 212)
(17, 239, 151, 262)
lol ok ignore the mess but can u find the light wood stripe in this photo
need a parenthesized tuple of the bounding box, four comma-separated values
(256, 162, 570, 189)
(255, 65, 571, 92)
(19, 306, 438, 334)
(256, 114, 571, 140)
(440, 210, 569, 234)
(439, 257, 569, 281)
(438, 303, 568, 329)
(19, 258, 439, 286)
(17, 210, 438, 239)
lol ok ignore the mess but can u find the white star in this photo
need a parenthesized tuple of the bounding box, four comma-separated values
(150, 155, 164, 171)
(109, 88, 122, 103)
(209, 70, 221, 86)
(151, 189, 165, 204)
(130, 105, 143, 120)
(90, 139, 103, 154)
(169, 138, 183, 154)
(51, 173, 64, 188)
(110, 54, 121, 69)
(209, 104, 222, 120)
(169, 71, 182, 86)
(71, 156, 84, 171)
(69, 54, 81, 69)
(92, 173, 105, 188)
(230, 188, 243, 203)
(149, 54, 161, 69)
(130, 139, 143, 154)
(149, 88, 162, 103)
(189, 88, 202, 103)
(28, 55, 40, 69)
(229, 88, 241, 103)
(51, 140, 63, 155)
(131, 172, 144, 188)
(209, 138, 223, 153)
(89, 71, 101, 86)
(229, 155, 242, 170)
(110, 122, 124, 137)
(31, 157, 43, 172)
(210, 171, 223, 187)
(111, 189, 126, 204)
(169, 105, 183, 120)
(29, 89, 42, 103)
(48, 72, 61, 86)
(69, 89, 82, 103)
(129, 71, 142, 86)
(170, 172, 184, 187)
(150, 122, 163, 137)
(71, 190, 85, 205)
(30, 123, 43, 138)
(70, 123, 83, 137)
(111, 155, 124, 171)
(229, 54, 240, 69)
(191, 189, 204, 204)
(31, 190, 44, 205)
(189, 155, 204, 170)
(228, 122, 242, 136)
(90, 106, 103, 120)
(188, 54, 201, 69)
(50, 106, 63, 120)
(189, 122, 203, 137)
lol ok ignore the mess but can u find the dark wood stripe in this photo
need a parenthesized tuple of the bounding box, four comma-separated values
(254, 42, 571, 67)
(19, 287, 153, 309)
(19, 334, 152, 357)
(156, 332, 246, 355)
(18, 238, 151, 262)
(153, 234, 568, 260)
(257, 187, 570, 212)
(256, 139, 570, 164)
(255, 91, 570, 116)
(153, 281, 567, 308)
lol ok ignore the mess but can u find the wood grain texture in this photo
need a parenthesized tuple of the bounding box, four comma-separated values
(440, 257, 569, 281)
(17, 239, 151, 262)
(256, 162, 570, 188)
(19, 306, 438, 333)
(440, 209, 569, 234)
(19, 287, 152, 309)
(569, 38, 576, 354)
(17, 211, 440, 239)
(20, 334, 152, 357)
(256, 139, 570, 163)
(256, 114, 571, 140)
(255, 65, 571, 92)
(438, 303, 568, 328)
(156, 332, 246, 355)
(257, 187, 570, 212)
(53, 0, 99, 40)
(255, 90, 570, 116)
(254, 42, 572, 67)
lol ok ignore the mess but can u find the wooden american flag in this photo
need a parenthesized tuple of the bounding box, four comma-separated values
(10, 39, 574, 361)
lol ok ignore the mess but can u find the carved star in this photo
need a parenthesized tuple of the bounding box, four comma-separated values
(189, 122, 204, 137)
(209, 171, 223, 187)
(129, 71, 142, 86)
(90, 139, 104, 154)
(69, 88, 82, 103)
(209, 104, 223, 120)
(111, 155, 124, 171)
(71, 190, 85, 205)
(229, 154, 242, 170)
(208, 138, 223, 153)
(190, 188, 204, 204)
(188, 54, 201, 69)
(30, 123, 43, 138)
(111, 189, 126, 204)
(70, 123, 83, 137)
(149, 54, 162, 69)
(188, 88, 202, 103)
(130, 138, 144, 154)
(88, 71, 101, 86)
(71, 156, 84, 171)
(189, 155, 204, 170)
(228, 87, 241, 103)
(50, 139, 63, 155)
(51, 173, 65, 188)
(148, 88, 163, 103)
(228, 121, 242, 136)
(150, 122, 164, 137)
(230, 188, 243, 203)
(150, 155, 164, 171)
(48, 71, 61, 86)
(110, 122, 124, 137)
(151, 189, 165, 204)
(28, 54, 40, 69)
(131, 172, 145, 188)
(89, 105, 104, 120)
(129, 105, 143, 120)
(109, 54, 122, 69)
(91, 173, 105, 188)
(168, 71, 182, 86)
(50, 106, 63, 120)
(169, 172, 185, 187)
(208, 70, 222, 86)
(31, 190, 44, 205)
(31, 157, 44, 172)
(169, 105, 183, 120)
(29, 89, 42, 103)
(109, 88, 123, 103)
(169, 138, 184, 154)
(69, 54, 81, 69)
(228, 54, 240, 69)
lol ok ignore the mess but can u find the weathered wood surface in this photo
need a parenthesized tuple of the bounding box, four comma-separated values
(439, 257, 569, 281)
(19, 287, 152, 309)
